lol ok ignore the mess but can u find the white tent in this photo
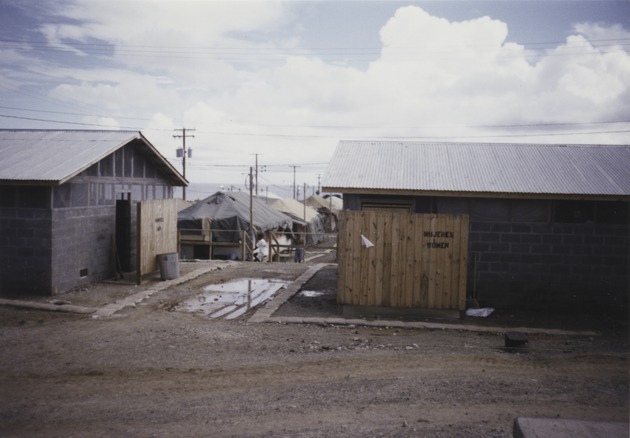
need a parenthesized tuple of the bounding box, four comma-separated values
(271, 198, 320, 222)
(270, 198, 326, 244)
(304, 195, 341, 232)
(305, 194, 342, 214)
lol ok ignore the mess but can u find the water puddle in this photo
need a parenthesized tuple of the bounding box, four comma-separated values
(176, 278, 286, 320)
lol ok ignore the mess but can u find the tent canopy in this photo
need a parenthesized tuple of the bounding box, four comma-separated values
(305, 194, 342, 214)
(178, 191, 298, 242)
(270, 198, 320, 222)
(270, 198, 327, 244)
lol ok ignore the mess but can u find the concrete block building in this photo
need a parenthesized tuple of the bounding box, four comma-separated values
(0, 130, 187, 297)
(323, 141, 629, 312)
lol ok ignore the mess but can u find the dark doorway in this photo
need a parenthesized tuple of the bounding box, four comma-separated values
(116, 197, 132, 272)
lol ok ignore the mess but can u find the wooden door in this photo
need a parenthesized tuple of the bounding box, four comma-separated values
(136, 199, 179, 283)
(337, 211, 469, 310)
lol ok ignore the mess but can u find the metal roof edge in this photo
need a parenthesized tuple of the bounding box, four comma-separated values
(136, 132, 188, 187)
(0, 179, 57, 187)
(335, 140, 630, 148)
(322, 187, 630, 201)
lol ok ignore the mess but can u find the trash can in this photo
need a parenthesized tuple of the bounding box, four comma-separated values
(157, 252, 179, 280)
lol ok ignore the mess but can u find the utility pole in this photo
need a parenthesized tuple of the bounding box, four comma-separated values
(303, 182, 307, 219)
(173, 128, 195, 200)
(249, 166, 254, 237)
(250, 153, 266, 196)
(290, 165, 300, 199)
(251, 153, 261, 195)
(255, 154, 258, 195)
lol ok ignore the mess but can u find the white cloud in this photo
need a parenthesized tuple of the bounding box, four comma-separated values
(51, 0, 291, 44)
(48, 69, 181, 113)
(4, 2, 629, 186)
(523, 34, 630, 122)
(361, 6, 630, 137)
(193, 5, 629, 182)
(39, 24, 88, 56)
(46, 0, 293, 73)
(573, 22, 630, 45)
(87, 116, 119, 129)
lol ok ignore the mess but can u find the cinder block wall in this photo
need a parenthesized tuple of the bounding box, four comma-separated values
(344, 193, 628, 312)
(1, 201, 140, 296)
(469, 222, 629, 311)
(0, 207, 53, 296)
(50, 205, 130, 294)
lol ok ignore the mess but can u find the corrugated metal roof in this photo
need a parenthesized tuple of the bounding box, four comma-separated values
(322, 141, 630, 197)
(0, 129, 187, 186)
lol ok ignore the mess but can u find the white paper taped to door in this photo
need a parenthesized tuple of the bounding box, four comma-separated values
(361, 234, 374, 248)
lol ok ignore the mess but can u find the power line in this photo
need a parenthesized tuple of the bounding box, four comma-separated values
(0, 113, 126, 128)
(0, 105, 157, 123)
(187, 162, 329, 171)
(258, 174, 296, 197)
(1, 37, 628, 61)
(2, 105, 628, 131)
(2, 113, 629, 139)
(2, 36, 629, 51)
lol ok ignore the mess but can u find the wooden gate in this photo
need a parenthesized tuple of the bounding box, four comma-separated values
(337, 211, 469, 311)
(136, 199, 179, 283)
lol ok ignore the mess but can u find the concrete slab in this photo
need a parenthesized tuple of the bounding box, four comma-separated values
(513, 417, 628, 438)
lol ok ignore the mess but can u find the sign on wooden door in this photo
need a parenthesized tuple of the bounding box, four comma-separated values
(136, 199, 179, 283)
(337, 211, 469, 310)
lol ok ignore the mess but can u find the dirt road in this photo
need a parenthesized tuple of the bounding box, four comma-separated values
(0, 259, 628, 437)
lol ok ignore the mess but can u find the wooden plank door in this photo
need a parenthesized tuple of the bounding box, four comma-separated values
(136, 199, 179, 283)
(337, 211, 469, 311)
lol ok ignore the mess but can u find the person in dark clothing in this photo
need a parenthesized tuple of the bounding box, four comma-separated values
(293, 233, 304, 263)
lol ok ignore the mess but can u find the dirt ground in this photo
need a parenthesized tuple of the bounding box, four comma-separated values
(0, 249, 628, 438)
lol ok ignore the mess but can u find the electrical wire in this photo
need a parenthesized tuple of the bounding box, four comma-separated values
(2, 104, 629, 131)
(0, 105, 157, 123)
(2, 112, 629, 139)
(1, 37, 628, 62)
(2, 36, 628, 51)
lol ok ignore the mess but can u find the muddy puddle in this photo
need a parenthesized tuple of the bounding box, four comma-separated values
(175, 278, 287, 320)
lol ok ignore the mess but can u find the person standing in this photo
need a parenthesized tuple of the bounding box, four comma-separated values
(254, 235, 268, 262)
(293, 233, 304, 263)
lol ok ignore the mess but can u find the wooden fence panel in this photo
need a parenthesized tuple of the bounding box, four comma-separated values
(418, 215, 431, 307)
(137, 199, 179, 283)
(389, 213, 401, 307)
(337, 211, 351, 304)
(404, 215, 416, 307)
(361, 211, 375, 306)
(373, 213, 386, 306)
(337, 211, 469, 311)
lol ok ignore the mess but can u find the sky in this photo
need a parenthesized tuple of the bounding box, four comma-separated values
(1, 0, 629, 196)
